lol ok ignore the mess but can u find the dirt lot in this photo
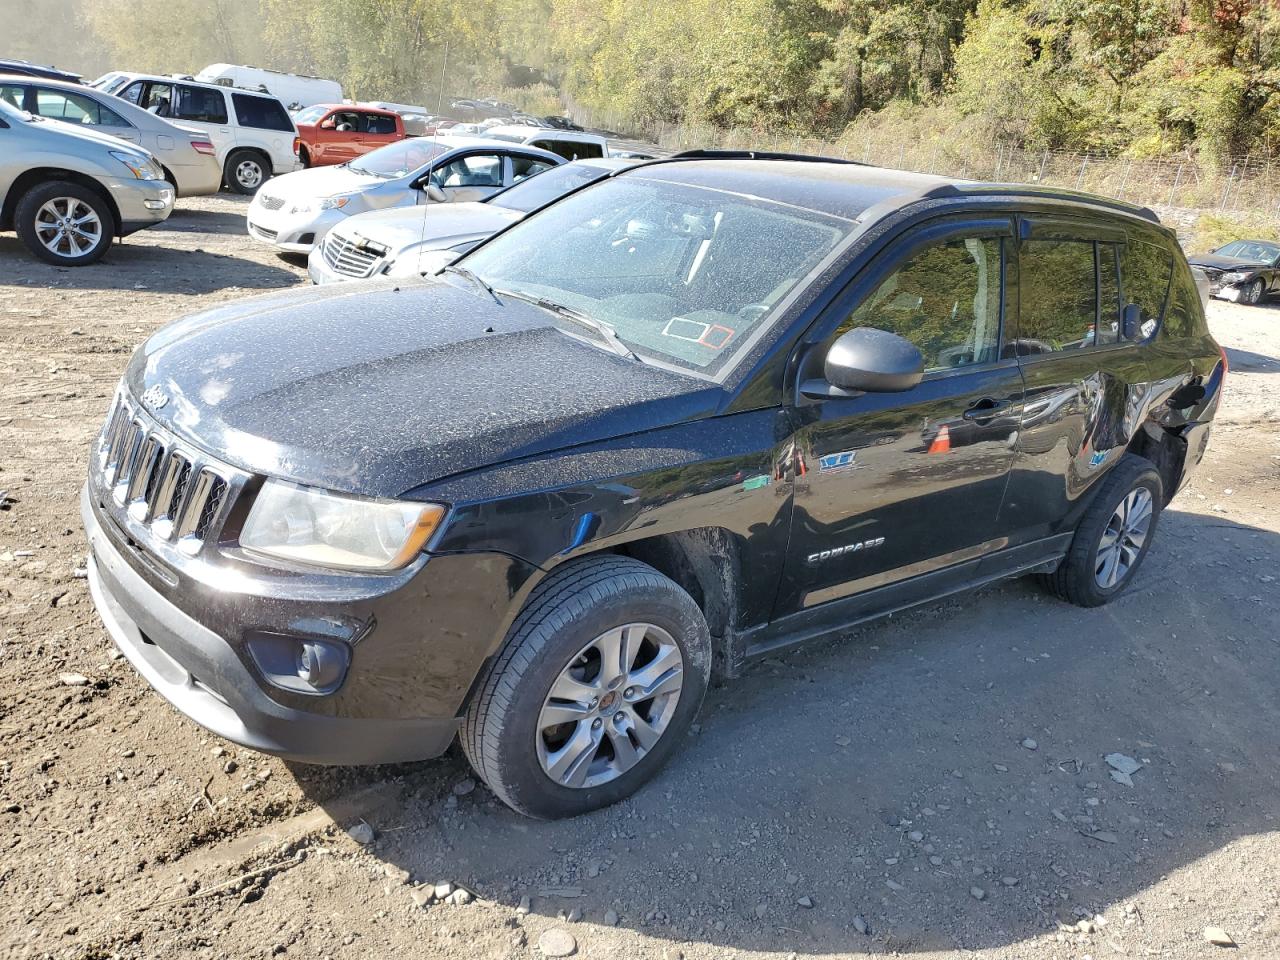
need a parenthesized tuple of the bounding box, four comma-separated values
(1, 195, 1278, 960)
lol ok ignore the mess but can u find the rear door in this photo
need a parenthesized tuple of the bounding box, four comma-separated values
(1000, 217, 1161, 545)
(358, 111, 400, 153)
(775, 216, 1026, 616)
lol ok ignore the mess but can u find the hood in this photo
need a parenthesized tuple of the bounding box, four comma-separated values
(258, 165, 383, 200)
(125, 280, 717, 498)
(1187, 252, 1268, 271)
(334, 202, 520, 252)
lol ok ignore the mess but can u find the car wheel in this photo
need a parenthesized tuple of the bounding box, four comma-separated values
(298, 145, 312, 168)
(461, 556, 711, 819)
(226, 150, 270, 194)
(15, 181, 113, 266)
(1242, 278, 1264, 305)
(1040, 453, 1163, 607)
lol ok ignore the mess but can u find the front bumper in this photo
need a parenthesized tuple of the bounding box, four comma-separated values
(245, 206, 346, 253)
(82, 484, 534, 765)
(109, 177, 175, 235)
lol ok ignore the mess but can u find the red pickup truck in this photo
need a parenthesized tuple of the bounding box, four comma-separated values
(292, 104, 405, 168)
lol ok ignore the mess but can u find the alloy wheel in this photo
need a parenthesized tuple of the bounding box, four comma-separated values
(536, 622, 684, 789)
(1094, 487, 1153, 589)
(34, 197, 103, 259)
(236, 160, 264, 190)
(1245, 279, 1264, 305)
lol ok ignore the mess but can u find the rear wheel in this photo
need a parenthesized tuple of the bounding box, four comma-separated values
(462, 556, 711, 819)
(225, 150, 270, 194)
(1040, 454, 1163, 607)
(15, 181, 113, 266)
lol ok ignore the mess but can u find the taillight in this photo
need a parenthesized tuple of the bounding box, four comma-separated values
(191, 140, 215, 156)
(293, 136, 301, 156)
(1219, 344, 1229, 378)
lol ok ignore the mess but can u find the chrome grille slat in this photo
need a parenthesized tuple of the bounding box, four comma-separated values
(93, 391, 240, 556)
(322, 232, 382, 278)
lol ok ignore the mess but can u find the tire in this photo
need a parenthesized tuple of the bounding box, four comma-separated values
(225, 150, 270, 194)
(1040, 453, 1163, 607)
(161, 167, 179, 198)
(462, 556, 711, 819)
(1242, 278, 1264, 305)
(15, 180, 114, 266)
(298, 145, 312, 168)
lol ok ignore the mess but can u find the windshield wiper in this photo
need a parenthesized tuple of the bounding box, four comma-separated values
(443, 264, 500, 304)
(497, 289, 639, 361)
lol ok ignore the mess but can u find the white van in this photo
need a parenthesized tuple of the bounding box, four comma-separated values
(195, 64, 343, 111)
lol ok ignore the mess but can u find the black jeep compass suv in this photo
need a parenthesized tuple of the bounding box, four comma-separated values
(83, 153, 1224, 818)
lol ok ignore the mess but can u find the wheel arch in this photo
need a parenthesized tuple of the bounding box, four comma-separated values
(1125, 421, 1187, 506)
(1, 168, 121, 235)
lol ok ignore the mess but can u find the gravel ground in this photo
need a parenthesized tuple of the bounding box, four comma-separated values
(1, 195, 1278, 960)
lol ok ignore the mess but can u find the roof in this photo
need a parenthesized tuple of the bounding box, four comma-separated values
(625, 157, 1160, 226)
(484, 124, 607, 142)
(0, 59, 80, 82)
(104, 72, 286, 101)
(303, 102, 398, 116)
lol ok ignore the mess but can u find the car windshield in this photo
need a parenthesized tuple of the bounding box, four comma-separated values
(294, 105, 329, 124)
(489, 163, 612, 214)
(348, 139, 451, 178)
(461, 176, 856, 378)
(1214, 240, 1280, 262)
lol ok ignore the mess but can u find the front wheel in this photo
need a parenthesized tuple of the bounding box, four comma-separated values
(225, 150, 270, 194)
(15, 181, 114, 266)
(462, 556, 711, 819)
(1040, 454, 1163, 607)
(1241, 278, 1264, 305)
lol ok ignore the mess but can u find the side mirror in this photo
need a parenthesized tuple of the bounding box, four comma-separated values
(804, 327, 924, 398)
(422, 182, 447, 203)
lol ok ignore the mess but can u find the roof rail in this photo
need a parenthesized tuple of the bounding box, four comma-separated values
(670, 149, 863, 166)
(916, 182, 1161, 225)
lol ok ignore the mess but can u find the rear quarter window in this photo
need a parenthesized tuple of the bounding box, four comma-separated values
(232, 93, 293, 132)
(1160, 263, 1204, 340)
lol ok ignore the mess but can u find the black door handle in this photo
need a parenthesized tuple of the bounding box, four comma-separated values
(962, 397, 1011, 421)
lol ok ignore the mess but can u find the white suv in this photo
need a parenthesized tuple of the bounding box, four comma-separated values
(92, 72, 300, 194)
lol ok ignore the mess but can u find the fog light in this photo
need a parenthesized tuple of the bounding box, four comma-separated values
(143, 199, 166, 210)
(247, 633, 350, 695)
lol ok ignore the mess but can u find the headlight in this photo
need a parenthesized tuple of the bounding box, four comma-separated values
(111, 150, 160, 180)
(292, 196, 351, 214)
(1222, 271, 1250, 283)
(240, 480, 446, 571)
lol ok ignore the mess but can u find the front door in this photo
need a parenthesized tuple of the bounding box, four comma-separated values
(429, 152, 505, 203)
(775, 218, 1025, 616)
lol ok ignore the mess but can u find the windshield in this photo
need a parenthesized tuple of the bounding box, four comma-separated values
(1214, 240, 1280, 262)
(348, 139, 451, 178)
(294, 105, 329, 124)
(89, 73, 125, 92)
(490, 163, 612, 214)
(462, 177, 855, 378)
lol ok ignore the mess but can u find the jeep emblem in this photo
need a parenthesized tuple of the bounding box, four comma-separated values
(140, 385, 169, 410)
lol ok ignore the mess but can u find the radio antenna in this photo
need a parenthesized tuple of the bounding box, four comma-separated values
(418, 39, 450, 266)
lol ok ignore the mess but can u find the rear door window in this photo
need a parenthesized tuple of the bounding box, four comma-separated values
(232, 93, 293, 131)
(174, 86, 227, 124)
(363, 113, 397, 135)
(531, 138, 604, 161)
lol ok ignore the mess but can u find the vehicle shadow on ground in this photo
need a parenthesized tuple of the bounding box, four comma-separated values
(292, 508, 1280, 954)
(0, 236, 300, 295)
(1223, 344, 1280, 373)
(157, 201, 253, 237)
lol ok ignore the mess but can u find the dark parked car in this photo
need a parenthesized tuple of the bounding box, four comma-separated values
(1186, 239, 1280, 305)
(83, 154, 1224, 819)
(0, 59, 80, 83)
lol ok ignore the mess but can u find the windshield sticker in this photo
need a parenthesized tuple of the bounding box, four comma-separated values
(662, 316, 735, 350)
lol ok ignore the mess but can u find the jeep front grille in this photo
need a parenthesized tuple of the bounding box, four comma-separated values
(321, 230, 385, 278)
(95, 392, 240, 555)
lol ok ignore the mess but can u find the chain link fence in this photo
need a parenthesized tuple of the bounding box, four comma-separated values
(576, 106, 1280, 216)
